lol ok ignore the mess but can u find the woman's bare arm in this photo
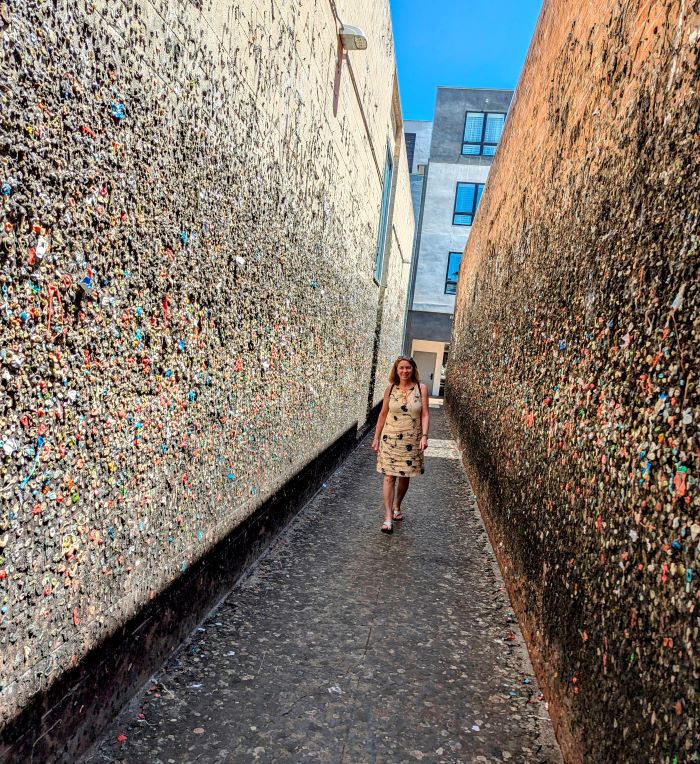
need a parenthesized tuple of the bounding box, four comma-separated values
(420, 383, 430, 450)
(372, 385, 392, 451)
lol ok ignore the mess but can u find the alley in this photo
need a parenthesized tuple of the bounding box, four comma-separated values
(83, 406, 562, 764)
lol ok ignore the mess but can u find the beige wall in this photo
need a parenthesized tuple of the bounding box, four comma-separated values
(0, 0, 413, 725)
(410, 339, 445, 397)
(374, 80, 416, 403)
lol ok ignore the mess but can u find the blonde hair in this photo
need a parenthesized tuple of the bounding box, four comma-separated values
(389, 356, 420, 385)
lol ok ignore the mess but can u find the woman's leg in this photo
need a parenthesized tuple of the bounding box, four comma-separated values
(382, 476, 396, 525)
(394, 477, 410, 516)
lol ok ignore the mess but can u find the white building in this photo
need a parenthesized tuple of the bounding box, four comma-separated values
(403, 87, 513, 394)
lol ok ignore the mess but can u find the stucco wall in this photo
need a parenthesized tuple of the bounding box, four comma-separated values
(446, 1, 699, 762)
(374, 89, 415, 406)
(0, 0, 412, 725)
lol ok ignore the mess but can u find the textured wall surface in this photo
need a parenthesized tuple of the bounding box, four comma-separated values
(0, 0, 413, 725)
(445, 1, 699, 762)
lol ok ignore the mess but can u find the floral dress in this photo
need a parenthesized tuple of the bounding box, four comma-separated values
(376, 384, 424, 477)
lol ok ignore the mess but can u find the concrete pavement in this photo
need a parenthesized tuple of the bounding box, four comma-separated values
(83, 405, 562, 764)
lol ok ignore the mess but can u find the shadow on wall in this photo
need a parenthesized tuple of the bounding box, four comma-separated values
(0, 420, 374, 763)
(446, 0, 699, 762)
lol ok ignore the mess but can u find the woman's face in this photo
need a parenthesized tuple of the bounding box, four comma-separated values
(397, 360, 414, 382)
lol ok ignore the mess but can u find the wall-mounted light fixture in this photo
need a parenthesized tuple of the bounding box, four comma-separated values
(340, 24, 368, 51)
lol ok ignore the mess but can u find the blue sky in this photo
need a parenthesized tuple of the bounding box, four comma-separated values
(391, 0, 543, 120)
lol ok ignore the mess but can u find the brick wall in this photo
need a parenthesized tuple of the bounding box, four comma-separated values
(0, 0, 413, 727)
(445, 1, 699, 761)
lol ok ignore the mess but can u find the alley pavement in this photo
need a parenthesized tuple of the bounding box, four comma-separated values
(83, 405, 562, 764)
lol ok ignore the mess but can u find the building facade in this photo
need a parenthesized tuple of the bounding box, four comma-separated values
(0, 0, 413, 758)
(404, 119, 432, 227)
(403, 88, 513, 394)
(445, 0, 700, 759)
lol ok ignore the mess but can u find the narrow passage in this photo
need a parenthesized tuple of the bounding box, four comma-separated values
(84, 405, 562, 764)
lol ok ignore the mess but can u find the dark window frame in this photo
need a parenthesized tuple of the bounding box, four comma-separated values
(444, 251, 462, 295)
(461, 111, 506, 156)
(405, 132, 416, 172)
(373, 147, 394, 284)
(452, 182, 485, 226)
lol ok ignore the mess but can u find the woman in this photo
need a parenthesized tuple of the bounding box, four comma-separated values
(372, 355, 429, 533)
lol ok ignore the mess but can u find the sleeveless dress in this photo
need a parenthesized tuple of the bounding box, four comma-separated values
(376, 384, 425, 477)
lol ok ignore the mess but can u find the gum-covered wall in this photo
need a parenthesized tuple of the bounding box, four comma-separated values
(445, 0, 699, 761)
(0, 0, 413, 723)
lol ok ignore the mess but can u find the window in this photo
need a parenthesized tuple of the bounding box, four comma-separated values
(453, 182, 484, 226)
(445, 252, 461, 295)
(462, 112, 506, 155)
(405, 132, 416, 172)
(374, 149, 394, 283)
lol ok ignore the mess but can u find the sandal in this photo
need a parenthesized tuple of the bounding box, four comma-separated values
(380, 520, 393, 534)
(392, 508, 404, 521)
